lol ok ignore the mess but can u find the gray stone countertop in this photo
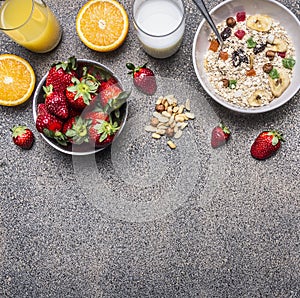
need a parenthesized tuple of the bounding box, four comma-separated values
(0, 0, 299, 297)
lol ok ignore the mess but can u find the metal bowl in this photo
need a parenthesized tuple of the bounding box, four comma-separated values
(192, 0, 300, 113)
(33, 59, 128, 155)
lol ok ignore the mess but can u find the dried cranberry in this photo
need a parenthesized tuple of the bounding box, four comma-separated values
(253, 43, 267, 54)
(234, 30, 246, 40)
(236, 11, 246, 22)
(221, 27, 232, 41)
(277, 52, 286, 58)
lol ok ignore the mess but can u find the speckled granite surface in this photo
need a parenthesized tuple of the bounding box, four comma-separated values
(0, 0, 299, 297)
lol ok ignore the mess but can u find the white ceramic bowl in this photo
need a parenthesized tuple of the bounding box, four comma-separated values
(192, 0, 300, 113)
(33, 59, 128, 155)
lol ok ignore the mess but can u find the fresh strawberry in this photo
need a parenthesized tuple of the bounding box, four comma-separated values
(211, 123, 231, 148)
(126, 62, 157, 95)
(98, 79, 123, 108)
(250, 130, 284, 160)
(43, 85, 69, 120)
(66, 76, 99, 111)
(88, 118, 119, 148)
(37, 103, 48, 116)
(11, 125, 34, 149)
(45, 56, 77, 92)
(36, 113, 63, 133)
(68, 107, 82, 119)
(84, 111, 110, 124)
(63, 116, 91, 145)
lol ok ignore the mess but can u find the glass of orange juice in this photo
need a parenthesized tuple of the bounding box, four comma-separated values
(0, 0, 62, 53)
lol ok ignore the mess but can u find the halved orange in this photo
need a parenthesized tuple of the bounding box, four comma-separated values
(0, 54, 36, 106)
(76, 0, 129, 52)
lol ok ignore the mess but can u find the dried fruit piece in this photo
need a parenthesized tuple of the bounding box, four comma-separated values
(229, 80, 237, 89)
(234, 30, 246, 40)
(209, 39, 219, 52)
(269, 38, 288, 52)
(247, 37, 257, 48)
(246, 69, 256, 76)
(232, 49, 248, 67)
(253, 43, 266, 55)
(267, 34, 275, 44)
(246, 14, 272, 32)
(219, 51, 229, 61)
(236, 11, 246, 22)
(221, 27, 232, 41)
(277, 52, 286, 59)
(248, 90, 271, 106)
(282, 57, 296, 69)
(269, 68, 280, 79)
(268, 71, 290, 97)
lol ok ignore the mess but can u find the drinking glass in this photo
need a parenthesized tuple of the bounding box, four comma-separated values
(133, 0, 186, 59)
(0, 0, 62, 53)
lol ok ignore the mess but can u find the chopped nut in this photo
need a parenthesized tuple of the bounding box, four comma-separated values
(185, 99, 191, 111)
(155, 104, 165, 112)
(263, 63, 273, 74)
(156, 129, 166, 135)
(226, 17, 236, 28)
(145, 125, 157, 132)
(175, 114, 185, 122)
(156, 98, 162, 105)
(165, 127, 175, 137)
(178, 105, 185, 114)
(167, 106, 173, 114)
(174, 129, 183, 139)
(150, 117, 159, 127)
(162, 111, 172, 118)
(222, 79, 229, 88)
(172, 106, 179, 113)
(184, 112, 195, 119)
(266, 50, 276, 60)
(167, 140, 176, 149)
(152, 133, 161, 139)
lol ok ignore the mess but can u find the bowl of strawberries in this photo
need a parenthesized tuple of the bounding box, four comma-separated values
(33, 56, 129, 155)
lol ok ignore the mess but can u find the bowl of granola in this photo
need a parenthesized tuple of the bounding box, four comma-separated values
(192, 0, 300, 113)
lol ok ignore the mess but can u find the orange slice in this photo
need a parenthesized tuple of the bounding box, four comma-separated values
(0, 54, 36, 106)
(76, 0, 129, 52)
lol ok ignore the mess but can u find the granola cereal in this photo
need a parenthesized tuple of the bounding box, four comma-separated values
(204, 12, 296, 108)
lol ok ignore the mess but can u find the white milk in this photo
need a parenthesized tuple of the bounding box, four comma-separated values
(134, 0, 185, 58)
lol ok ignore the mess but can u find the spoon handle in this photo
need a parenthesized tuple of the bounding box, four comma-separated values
(192, 0, 223, 45)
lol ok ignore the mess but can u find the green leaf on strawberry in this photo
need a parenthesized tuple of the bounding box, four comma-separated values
(65, 116, 92, 145)
(103, 90, 131, 114)
(43, 128, 68, 146)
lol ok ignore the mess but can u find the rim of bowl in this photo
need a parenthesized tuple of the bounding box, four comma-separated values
(192, 0, 300, 114)
(32, 59, 129, 155)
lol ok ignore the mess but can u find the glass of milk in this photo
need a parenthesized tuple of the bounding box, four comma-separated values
(133, 0, 185, 59)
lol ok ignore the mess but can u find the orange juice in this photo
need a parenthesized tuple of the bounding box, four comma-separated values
(0, 0, 62, 53)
